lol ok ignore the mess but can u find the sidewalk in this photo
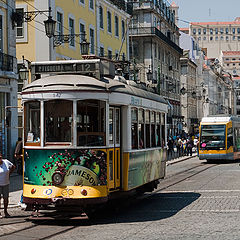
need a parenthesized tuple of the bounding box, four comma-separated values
(8, 173, 23, 208)
(166, 153, 197, 166)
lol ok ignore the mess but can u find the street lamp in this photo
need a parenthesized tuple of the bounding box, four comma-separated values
(80, 32, 90, 55)
(44, 8, 90, 51)
(44, 14, 56, 38)
(19, 68, 28, 81)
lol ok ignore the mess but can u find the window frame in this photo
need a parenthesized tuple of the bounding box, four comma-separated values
(107, 10, 112, 34)
(69, 17, 75, 47)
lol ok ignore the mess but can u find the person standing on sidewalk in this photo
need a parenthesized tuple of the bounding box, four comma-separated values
(0, 153, 15, 218)
(186, 137, 194, 156)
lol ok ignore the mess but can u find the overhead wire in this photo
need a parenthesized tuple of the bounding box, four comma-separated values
(20, 0, 129, 58)
(2, 0, 128, 58)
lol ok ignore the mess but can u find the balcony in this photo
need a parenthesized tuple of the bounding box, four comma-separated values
(109, 0, 133, 15)
(0, 52, 14, 72)
(129, 27, 183, 55)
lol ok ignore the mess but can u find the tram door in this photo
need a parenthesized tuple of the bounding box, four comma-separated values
(108, 107, 121, 190)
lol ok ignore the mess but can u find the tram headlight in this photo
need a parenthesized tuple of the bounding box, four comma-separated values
(81, 189, 88, 196)
(52, 172, 65, 185)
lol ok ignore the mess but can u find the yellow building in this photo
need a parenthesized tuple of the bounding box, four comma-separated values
(16, 0, 131, 68)
(0, 0, 18, 159)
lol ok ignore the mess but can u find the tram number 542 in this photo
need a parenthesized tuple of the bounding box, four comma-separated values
(53, 93, 61, 98)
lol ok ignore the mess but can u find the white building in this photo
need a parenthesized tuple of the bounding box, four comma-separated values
(190, 18, 240, 59)
(0, 0, 18, 159)
(219, 51, 240, 77)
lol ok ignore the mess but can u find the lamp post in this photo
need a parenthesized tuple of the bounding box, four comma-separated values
(44, 8, 90, 52)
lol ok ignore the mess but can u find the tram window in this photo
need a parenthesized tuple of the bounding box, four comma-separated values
(138, 109, 144, 149)
(151, 112, 156, 147)
(227, 127, 233, 149)
(77, 100, 105, 146)
(161, 113, 166, 147)
(145, 110, 150, 148)
(109, 108, 113, 144)
(131, 108, 138, 149)
(45, 100, 72, 143)
(25, 101, 40, 144)
(115, 108, 120, 145)
(156, 113, 161, 147)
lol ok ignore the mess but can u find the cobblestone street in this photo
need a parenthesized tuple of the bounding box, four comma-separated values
(2, 156, 240, 239)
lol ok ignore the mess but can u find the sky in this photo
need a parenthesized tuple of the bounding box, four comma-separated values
(171, 0, 240, 28)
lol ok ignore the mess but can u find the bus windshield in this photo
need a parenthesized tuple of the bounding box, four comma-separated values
(200, 124, 226, 150)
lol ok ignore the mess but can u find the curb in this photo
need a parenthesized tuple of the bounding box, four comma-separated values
(167, 154, 197, 166)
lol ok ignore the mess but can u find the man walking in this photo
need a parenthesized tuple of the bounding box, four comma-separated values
(0, 153, 15, 218)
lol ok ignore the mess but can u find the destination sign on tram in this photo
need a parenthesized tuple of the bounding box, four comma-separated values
(35, 62, 97, 74)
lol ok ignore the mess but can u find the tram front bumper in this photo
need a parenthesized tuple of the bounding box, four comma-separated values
(23, 196, 108, 206)
(199, 153, 234, 160)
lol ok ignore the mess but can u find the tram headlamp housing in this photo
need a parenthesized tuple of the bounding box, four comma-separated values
(52, 171, 65, 185)
(81, 189, 88, 196)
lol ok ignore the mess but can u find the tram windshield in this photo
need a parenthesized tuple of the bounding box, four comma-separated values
(200, 124, 226, 150)
(45, 100, 72, 142)
(25, 101, 40, 143)
(77, 100, 105, 146)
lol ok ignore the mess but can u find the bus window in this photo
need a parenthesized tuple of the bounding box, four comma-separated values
(77, 100, 105, 146)
(131, 108, 138, 149)
(227, 127, 233, 149)
(25, 101, 40, 144)
(200, 125, 225, 150)
(45, 100, 72, 143)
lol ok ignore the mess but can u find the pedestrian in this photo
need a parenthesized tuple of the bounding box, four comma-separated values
(176, 137, 182, 158)
(187, 137, 194, 156)
(0, 153, 16, 218)
(14, 137, 23, 175)
(182, 138, 187, 156)
(167, 137, 173, 160)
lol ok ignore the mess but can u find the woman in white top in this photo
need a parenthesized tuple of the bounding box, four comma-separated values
(0, 153, 15, 218)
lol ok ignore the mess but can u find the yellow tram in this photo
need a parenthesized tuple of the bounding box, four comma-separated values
(21, 59, 168, 216)
(199, 115, 240, 161)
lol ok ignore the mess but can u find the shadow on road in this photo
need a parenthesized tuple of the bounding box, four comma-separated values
(32, 192, 201, 226)
(91, 192, 201, 225)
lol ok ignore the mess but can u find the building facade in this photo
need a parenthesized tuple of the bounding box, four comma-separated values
(0, 0, 18, 159)
(15, 0, 131, 77)
(190, 18, 240, 59)
(129, 0, 182, 137)
(219, 51, 240, 77)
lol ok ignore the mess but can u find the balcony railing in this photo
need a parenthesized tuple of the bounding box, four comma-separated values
(109, 0, 133, 15)
(129, 27, 183, 55)
(0, 52, 14, 72)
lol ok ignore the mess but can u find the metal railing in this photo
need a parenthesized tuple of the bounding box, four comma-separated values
(0, 52, 14, 72)
(129, 27, 183, 55)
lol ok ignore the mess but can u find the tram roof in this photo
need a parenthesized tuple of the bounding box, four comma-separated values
(22, 74, 167, 104)
(201, 115, 240, 123)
